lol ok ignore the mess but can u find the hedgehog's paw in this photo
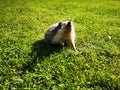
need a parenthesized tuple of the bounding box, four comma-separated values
(60, 41, 65, 46)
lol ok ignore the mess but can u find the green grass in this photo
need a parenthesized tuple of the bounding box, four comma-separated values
(0, 0, 120, 89)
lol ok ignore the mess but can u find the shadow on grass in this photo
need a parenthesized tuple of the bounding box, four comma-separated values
(22, 39, 63, 72)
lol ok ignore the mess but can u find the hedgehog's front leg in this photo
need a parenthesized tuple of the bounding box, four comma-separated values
(69, 39, 78, 52)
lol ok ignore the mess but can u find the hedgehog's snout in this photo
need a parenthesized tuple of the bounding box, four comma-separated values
(66, 21, 72, 27)
(68, 21, 71, 25)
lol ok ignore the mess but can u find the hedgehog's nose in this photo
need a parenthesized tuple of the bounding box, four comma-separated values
(68, 21, 71, 24)
(67, 22, 71, 26)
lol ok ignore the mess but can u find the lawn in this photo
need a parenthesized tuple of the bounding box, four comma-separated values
(0, 0, 120, 89)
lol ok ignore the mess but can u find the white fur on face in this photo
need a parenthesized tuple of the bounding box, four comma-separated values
(51, 26, 65, 43)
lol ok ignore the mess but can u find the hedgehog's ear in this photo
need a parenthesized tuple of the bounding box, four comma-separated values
(58, 22, 62, 27)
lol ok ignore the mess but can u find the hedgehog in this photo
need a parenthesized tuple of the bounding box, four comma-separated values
(44, 21, 78, 52)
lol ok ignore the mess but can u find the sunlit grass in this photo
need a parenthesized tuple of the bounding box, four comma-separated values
(0, 0, 120, 89)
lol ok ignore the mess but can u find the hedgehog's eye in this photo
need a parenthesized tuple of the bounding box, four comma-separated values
(63, 23, 66, 25)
